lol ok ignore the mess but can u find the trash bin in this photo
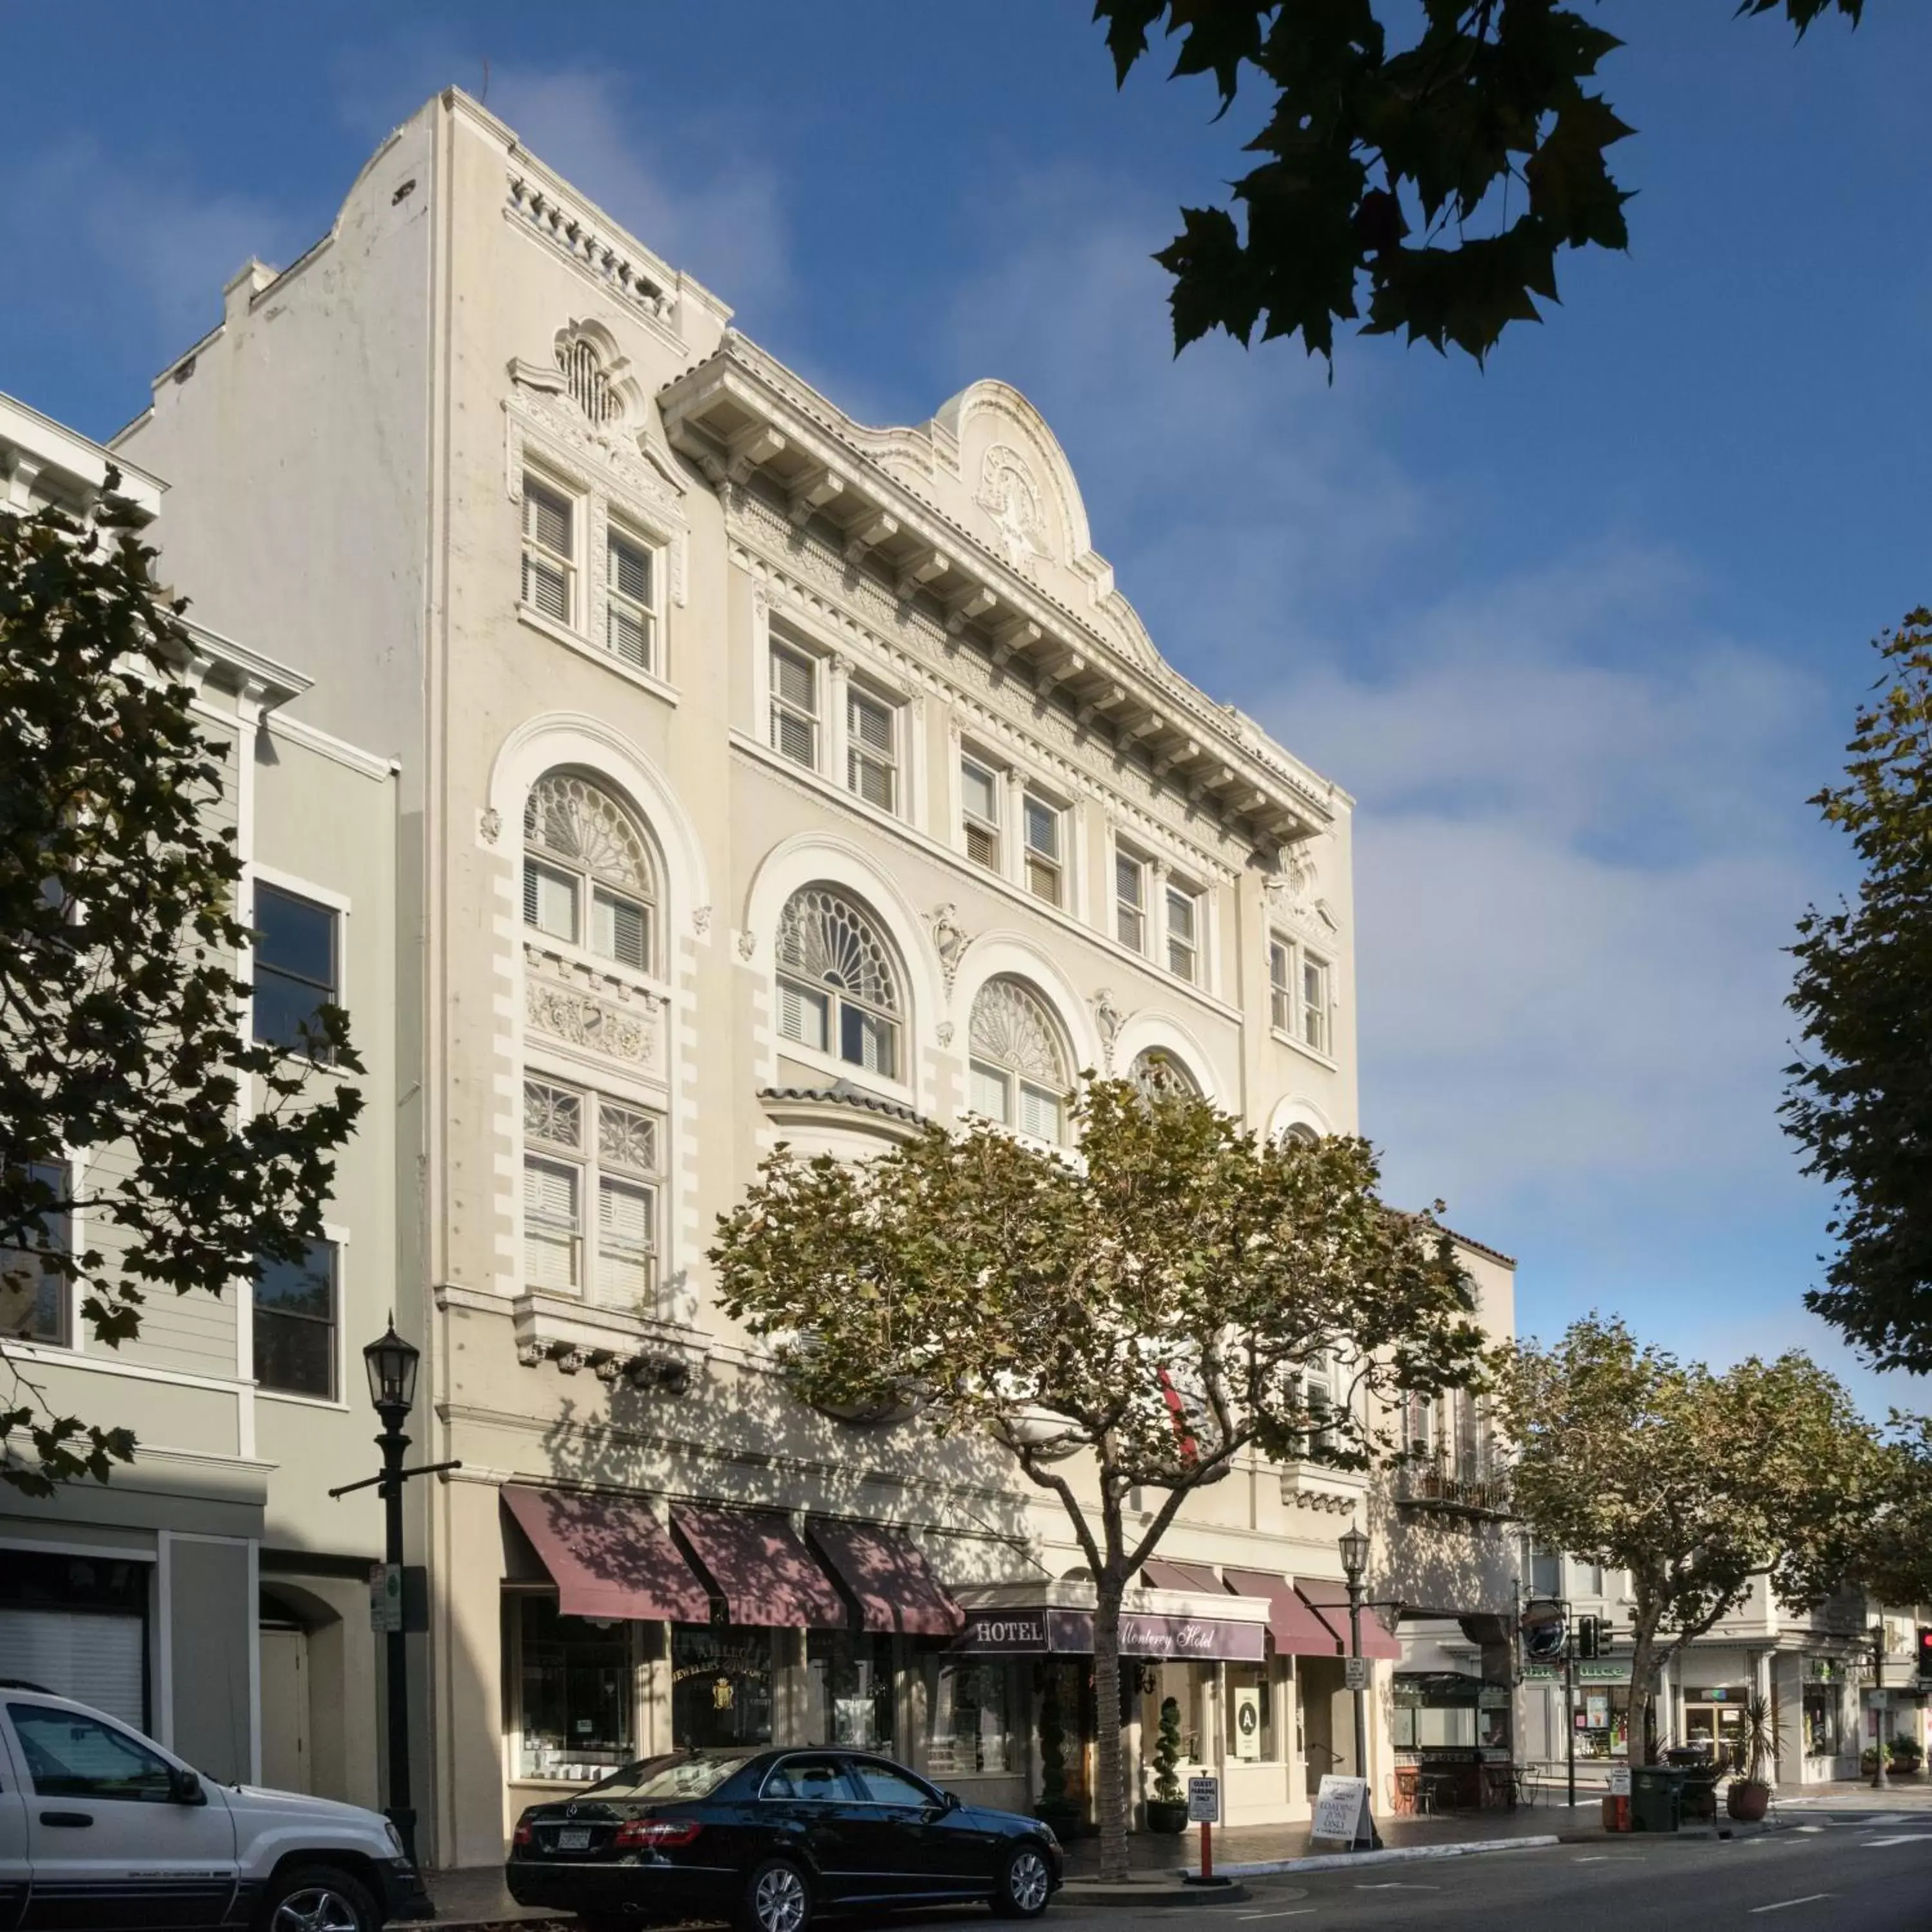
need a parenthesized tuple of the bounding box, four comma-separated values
(1631, 1765, 1685, 1833)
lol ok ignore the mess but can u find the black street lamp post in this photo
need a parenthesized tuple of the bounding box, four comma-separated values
(328, 1320, 461, 1870)
(1338, 1523, 1371, 1781)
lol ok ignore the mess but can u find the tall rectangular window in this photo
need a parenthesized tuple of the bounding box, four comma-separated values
(252, 884, 339, 1061)
(1269, 938, 1293, 1032)
(1023, 794, 1063, 907)
(1166, 884, 1199, 983)
(961, 757, 1000, 871)
(1302, 952, 1331, 1054)
(523, 862, 578, 946)
(522, 476, 574, 623)
(606, 527, 657, 670)
(1115, 851, 1146, 952)
(523, 1076, 662, 1309)
(254, 1236, 337, 1399)
(770, 643, 819, 769)
(0, 1159, 68, 1346)
(846, 687, 897, 811)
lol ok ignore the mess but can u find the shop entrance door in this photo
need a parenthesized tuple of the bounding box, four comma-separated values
(1299, 1658, 1345, 1797)
(1683, 1701, 1746, 1770)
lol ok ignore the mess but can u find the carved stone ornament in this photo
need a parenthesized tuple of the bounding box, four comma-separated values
(692, 905, 713, 939)
(735, 929, 757, 963)
(976, 444, 1048, 569)
(1268, 841, 1340, 935)
(929, 903, 971, 993)
(936, 1021, 955, 1048)
(480, 806, 503, 844)
(526, 970, 659, 1067)
(1091, 989, 1125, 1072)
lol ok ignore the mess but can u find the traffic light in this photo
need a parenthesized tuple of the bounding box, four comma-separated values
(1917, 1627, 1932, 1681)
(1577, 1616, 1601, 1661)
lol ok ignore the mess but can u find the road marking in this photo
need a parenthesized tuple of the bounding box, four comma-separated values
(1572, 1854, 1645, 1862)
(1355, 1882, 1440, 1889)
(1795, 1824, 1825, 1833)
(1750, 1896, 1833, 1915)
(1237, 1912, 1315, 1922)
(1864, 1834, 1932, 1846)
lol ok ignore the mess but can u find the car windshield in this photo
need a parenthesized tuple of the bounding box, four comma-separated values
(584, 1753, 743, 1803)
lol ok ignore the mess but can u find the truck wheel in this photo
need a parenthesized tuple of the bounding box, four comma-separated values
(259, 1862, 380, 1932)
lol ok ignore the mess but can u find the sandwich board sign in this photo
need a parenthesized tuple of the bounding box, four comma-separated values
(1310, 1774, 1378, 1850)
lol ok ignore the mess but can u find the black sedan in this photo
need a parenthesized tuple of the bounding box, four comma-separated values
(506, 1747, 1062, 1932)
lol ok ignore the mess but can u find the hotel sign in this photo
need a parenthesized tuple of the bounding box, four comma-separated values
(954, 1606, 1265, 1662)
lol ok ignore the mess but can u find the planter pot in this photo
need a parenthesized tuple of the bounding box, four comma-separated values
(1727, 1781, 1771, 1823)
(1144, 1799, 1189, 1835)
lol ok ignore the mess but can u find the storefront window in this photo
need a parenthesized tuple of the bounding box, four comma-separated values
(1802, 1685, 1841, 1757)
(672, 1624, 773, 1750)
(926, 1659, 1013, 1776)
(807, 1631, 894, 1752)
(1155, 1660, 1213, 1763)
(1228, 1663, 1275, 1762)
(517, 1596, 632, 1781)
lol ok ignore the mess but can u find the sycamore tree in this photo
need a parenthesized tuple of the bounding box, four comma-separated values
(1, 482, 361, 1494)
(1095, 1, 1867, 366)
(1493, 1318, 1876, 1765)
(1784, 610, 1932, 1371)
(711, 1077, 1481, 1879)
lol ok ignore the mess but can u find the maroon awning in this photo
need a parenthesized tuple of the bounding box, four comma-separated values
(501, 1486, 711, 1623)
(672, 1506, 848, 1629)
(1222, 1566, 1343, 1658)
(806, 1519, 962, 1636)
(1141, 1558, 1221, 1594)
(1296, 1576, 1403, 1660)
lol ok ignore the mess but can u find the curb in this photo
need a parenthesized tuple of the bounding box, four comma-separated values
(1197, 1834, 1562, 1878)
(1060, 1878, 1253, 1908)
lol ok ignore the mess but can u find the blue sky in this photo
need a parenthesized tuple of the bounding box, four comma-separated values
(5, 2, 1928, 1404)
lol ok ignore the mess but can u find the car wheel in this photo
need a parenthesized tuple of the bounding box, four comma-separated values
(991, 1841, 1054, 1920)
(739, 1855, 813, 1932)
(258, 1862, 379, 1932)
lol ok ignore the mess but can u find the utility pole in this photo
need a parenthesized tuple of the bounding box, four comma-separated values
(1566, 1619, 1577, 1810)
(1871, 1620, 1889, 1792)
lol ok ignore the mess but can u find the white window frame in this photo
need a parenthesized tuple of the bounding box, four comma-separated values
(520, 786, 656, 981)
(960, 753, 1001, 873)
(770, 638, 822, 772)
(1021, 790, 1065, 908)
(1301, 950, 1331, 1057)
(520, 470, 579, 628)
(522, 1074, 664, 1311)
(1164, 880, 1202, 985)
(604, 518, 661, 674)
(1268, 935, 1293, 1034)
(1115, 846, 1148, 954)
(845, 681, 900, 815)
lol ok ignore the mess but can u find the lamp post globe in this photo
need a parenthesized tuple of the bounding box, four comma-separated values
(1338, 1523, 1370, 1582)
(363, 1318, 419, 1419)
(1338, 1523, 1371, 1785)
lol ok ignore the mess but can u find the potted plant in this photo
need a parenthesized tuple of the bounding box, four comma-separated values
(1725, 1694, 1777, 1821)
(1035, 1677, 1083, 1837)
(1145, 1696, 1189, 1833)
(1888, 1736, 1923, 1776)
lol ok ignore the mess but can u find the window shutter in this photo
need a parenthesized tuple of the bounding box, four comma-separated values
(609, 535, 652, 604)
(969, 1063, 1010, 1123)
(1018, 1083, 1061, 1142)
(522, 862, 540, 927)
(608, 605, 650, 667)
(526, 481, 571, 555)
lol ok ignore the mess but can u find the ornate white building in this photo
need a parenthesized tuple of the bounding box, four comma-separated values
(111, 88, 1517, 1861)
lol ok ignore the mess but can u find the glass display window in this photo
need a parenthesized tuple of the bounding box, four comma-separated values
(807, 1631, 895, 1753)
(671, 1624, 775, 1750)
(515, 1596, 634, 1781)
(1228, 1662, 1276, 1762)
(1802, 1684, 1841, 1757)
(925, 1658, 1014, 1776)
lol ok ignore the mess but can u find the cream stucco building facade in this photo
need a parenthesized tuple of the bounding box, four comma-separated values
(105, 89, 1522, 1863)
(0, 391, 400, 1807)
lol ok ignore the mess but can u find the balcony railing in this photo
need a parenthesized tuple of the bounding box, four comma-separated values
(1395, 1459, 1514, 1520)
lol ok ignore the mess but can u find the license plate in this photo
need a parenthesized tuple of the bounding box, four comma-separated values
(555, 1827, 592, 1851)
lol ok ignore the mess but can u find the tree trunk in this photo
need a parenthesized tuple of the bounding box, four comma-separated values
(1093, 1570, 1130, 1882)
(1627, 1615, 1660, 1768)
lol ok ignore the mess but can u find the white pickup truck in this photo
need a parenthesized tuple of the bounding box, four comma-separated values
(0, 1681, 433, 1930)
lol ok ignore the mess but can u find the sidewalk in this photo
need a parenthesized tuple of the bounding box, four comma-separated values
(399, 1866, 565, 1929)
(1061, 1798, 1608, 1877)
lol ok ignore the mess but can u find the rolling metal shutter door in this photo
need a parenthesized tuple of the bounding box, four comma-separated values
(0, 1607, 146, 1727)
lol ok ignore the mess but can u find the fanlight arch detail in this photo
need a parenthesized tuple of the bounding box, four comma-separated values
(970, 977, 1068, 1088)
(1130, 1046, 1201, 1099)
(524, 772, 656, 901)
(774, 886, 904, 1079)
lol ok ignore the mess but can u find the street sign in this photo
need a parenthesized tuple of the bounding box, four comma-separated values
(369, 1561, 402, 1634)
(1186, 1776, 1220, 1824)
(1310, 1774, 1376, 1850)
(1609, 1766, 1631, 1796)
(1344, 1656, 1372, 1692)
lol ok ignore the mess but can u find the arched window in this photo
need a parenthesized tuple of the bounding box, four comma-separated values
(969, 976, 1071, 1143)
(775, 887, 902, 1079)
(522, 772, 657, 973)
(1283, 1122, 1320, 1148)
(1130, 1047, 1201, 1101)
(556, 333, 621, 425)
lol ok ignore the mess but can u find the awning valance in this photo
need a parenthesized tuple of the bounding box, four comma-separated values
(1296, 1577, 1403, 1660)
(502, 1486, 711, 1624)
(806, 1519, 962, 1637)
(953, 1604, 1265, 1662)
(1221, 1566, 1343, 1658)
(672, 1506, 848, 1629)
